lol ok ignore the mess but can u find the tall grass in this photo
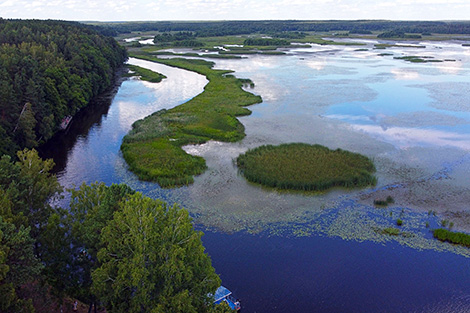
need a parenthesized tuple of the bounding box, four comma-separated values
(236, 143, 377, 191)
(121, 54, 262, 187)
(433, 228, 470, 247)
(126, 64, 166, 83)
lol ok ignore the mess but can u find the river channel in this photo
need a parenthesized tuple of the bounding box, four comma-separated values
(40, 40, 470, 312)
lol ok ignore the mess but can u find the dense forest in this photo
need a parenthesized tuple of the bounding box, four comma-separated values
(97, 20, 470, 37)
(0, 19, 127, 157)
(0, 149, 231, 313)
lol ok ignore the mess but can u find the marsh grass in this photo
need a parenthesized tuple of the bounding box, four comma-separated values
(122, 54, 262, 187)
(433, 228, 470, 247)
(126, 64, 167, 82)
(236, 143, 376, 191)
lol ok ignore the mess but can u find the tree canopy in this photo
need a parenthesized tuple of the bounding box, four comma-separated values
(0, 19, 127, 156)
(0, 149, 229, 312)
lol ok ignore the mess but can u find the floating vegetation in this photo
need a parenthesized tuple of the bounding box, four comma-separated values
(393, 56, 447, 63)
(122, 55, 262, 187)
(396, 218, 403, 226)
(377, 227, 400, 236)
(374, 196, 395, 207)
(125, 64, 167, 83)
(433, 228, 470, 247)
(236, 143, 377, 191)
(378, 53, 394, 56)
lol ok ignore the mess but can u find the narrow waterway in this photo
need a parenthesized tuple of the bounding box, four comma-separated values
(40, 46, 470, 312)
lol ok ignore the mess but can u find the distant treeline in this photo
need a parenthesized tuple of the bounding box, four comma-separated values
(95, 20, 470, 36)
(0, 19, 127, 156)
(153, 32, 204, 47)
(377, 30, 422, 39)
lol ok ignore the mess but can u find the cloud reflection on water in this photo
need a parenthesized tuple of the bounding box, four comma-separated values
(352, 124, 470, 151)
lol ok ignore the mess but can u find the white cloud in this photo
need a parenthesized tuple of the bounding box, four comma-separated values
(0, 0, 468, 21)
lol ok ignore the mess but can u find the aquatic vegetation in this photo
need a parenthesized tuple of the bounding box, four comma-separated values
(374, 196, 394, 206)
(396, 219, 403, 226)
(126, 64, 166, 83)
(236, 143, 377, 191)
(433, 228, 470, 247)
(394, 56, 447, 63)
(122, 55, 262, 187)
(378, 227, 400, 236)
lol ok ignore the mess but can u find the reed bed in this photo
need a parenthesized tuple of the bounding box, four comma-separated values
(433, 228, 470, 247)
(126, 64, 166, 82)
(236, 143, 377, 191)
(121, 55, 262, 187)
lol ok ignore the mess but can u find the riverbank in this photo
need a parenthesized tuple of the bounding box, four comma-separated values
(121, 54, 262, 187)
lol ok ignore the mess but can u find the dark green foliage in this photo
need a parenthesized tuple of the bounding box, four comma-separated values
(243, 38, 290, 46)
(154, 31, 196, 42)
(378, 30, 422, 39)
(236, 143, 376, 191)
(374, 196, 394, 206)
(271, 31, 306, 39)
(99, 20, 470, 36)
(396, 219, 403, 226)
(433, 228, 470, 247)
(152, 32, 204, 47)
(0, 149, 224, 312)
(0, 216, 42, 313)
(0, 19, 127, 155)
(92, 192, 221, 313)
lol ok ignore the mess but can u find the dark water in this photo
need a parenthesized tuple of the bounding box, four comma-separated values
(40, 51, 470, 312)
(202, 231, 470, 313)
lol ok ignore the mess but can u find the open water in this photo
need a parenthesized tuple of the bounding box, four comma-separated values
(40, 40, 470, 312)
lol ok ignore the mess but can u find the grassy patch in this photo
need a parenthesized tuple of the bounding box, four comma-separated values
(236, 143, 376, 191)
(433, 228, 470, 247)
(297, 36, 365, 46)
(152, 51, 243, 59)
(379, 227, 400, 236)
(125, 64, 167, 83)
(121, 54, 262, 187)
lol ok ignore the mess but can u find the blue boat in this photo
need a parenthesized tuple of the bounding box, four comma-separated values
(213, 286, 241, 311)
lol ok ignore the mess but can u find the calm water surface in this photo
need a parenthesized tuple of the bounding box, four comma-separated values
(41, 42, 470, 312)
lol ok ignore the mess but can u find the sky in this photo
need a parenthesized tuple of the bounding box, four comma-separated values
(0, 0, 469, 22)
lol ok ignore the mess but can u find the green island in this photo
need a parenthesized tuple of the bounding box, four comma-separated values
(236, 143, 377, 191)
(121, 54, 262, 187)
(125, 64, 167, 82)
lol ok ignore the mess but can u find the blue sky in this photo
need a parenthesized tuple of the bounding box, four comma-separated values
(0, 0, 468, 21)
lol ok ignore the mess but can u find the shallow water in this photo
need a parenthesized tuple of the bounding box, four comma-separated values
(40, 42, 470, 312)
